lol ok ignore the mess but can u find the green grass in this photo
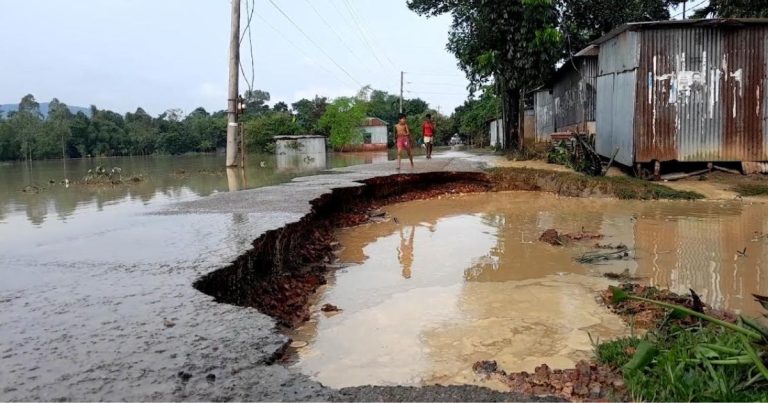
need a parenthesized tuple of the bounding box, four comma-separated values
(594, 336, 641, 368)
(734, 183, 768, 197)
(486, 167, 705, 200)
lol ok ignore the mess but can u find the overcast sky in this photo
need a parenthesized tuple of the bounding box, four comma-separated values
(0, 0, 470, 116)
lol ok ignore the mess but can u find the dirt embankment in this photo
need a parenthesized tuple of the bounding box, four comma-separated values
(488, 167, 704, 200)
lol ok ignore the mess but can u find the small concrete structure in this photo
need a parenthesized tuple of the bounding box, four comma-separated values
(274, 135, 326, 155)
(274, 135, 327, 172)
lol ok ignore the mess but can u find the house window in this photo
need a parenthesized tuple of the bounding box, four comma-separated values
(364, 130, 372, 144)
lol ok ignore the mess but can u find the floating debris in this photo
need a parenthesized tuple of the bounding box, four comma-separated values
(539, 228, 603, 246)
(289, 341, 308, 348)
(603, 268, 644, 281)
(576, 248, 630, 264)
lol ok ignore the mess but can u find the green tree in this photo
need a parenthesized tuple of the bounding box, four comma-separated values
(291, 96, 328, 135)
(47, 98, 73, 160)
(244, 112, 300, 152)
(408, 0, 561, 150)
(319, 97, 367, 151)
(184, 107, 225, 152)
(272, 101, 289, 113)
(561, 0, 681, 54)
(243, 89, 271, 117)
(125, 107, 156, 155)
(694, 0, 768, 18)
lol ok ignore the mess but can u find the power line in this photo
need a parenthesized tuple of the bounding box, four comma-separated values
(342, 0, 397, 70)
(251, 8, 356, 87)
(266, 0, 363, 87)
(334, 0, 385, 68)
(303, 0, 370, 70)
(239, 0, 256, 93)
(671, 0, 708, 19)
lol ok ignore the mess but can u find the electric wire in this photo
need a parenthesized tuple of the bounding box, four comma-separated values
(251, 7, 356, 87)
(266, 0, 363, 87)
(342, 0, 397, 70)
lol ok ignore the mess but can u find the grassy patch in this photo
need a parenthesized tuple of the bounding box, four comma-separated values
(486, 167, 704, 200)
(598, 286, 768, 401)
(734, 183, 768, 197)
(598, 326, 768, 402)
(594, 336, 640, 368)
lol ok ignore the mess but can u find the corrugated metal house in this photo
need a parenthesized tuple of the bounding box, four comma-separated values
(594, 19, 768, 168)
(535, 46, 599, 142)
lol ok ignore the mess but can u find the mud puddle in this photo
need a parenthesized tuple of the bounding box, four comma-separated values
(287, 192, 768, 390)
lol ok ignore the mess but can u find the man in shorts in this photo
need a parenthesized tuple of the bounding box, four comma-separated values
(395, 113, 413, 169)
(422, 114, 435, 159)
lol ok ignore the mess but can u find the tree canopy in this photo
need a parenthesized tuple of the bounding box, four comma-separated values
(693, 0, 768, 18)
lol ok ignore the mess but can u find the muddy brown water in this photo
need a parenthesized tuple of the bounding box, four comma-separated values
(288, 192, 768, 390)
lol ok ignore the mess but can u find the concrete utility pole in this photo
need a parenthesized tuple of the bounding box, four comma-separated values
(225, 0, 241, 167)
(399, 71, 404, 114)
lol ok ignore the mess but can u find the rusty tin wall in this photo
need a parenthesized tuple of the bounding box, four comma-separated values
(596, 32, 640, 166)
(553, 57, 598, 130)
(534, 90, 554, 142)
(634, 26, 768, 162)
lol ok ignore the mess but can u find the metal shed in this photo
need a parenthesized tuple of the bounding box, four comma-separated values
(534, 46, 598, 141)
(594, 19, 768, 168)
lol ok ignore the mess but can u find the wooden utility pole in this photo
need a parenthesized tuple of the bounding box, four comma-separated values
(682, 1, 687, 19)
(399, 71, 404, 114)
(225, 0, 241, 167)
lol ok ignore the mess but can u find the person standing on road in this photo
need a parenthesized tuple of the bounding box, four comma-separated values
(395, 113, 414, 170)
(422, 114, 435, 159)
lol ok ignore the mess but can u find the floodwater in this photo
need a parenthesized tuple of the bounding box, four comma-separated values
(0, 151, 388, 228)
(0, 151, 388, 400)
(289, 192, 768, 389)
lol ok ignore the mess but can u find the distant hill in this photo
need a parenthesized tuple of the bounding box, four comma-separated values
(0, 103, 91, 118)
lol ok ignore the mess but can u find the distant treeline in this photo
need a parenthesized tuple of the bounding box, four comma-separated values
(0, 87, 500, 161)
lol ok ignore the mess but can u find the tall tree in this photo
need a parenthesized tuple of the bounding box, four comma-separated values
(694, 0, 768, 18)
(47, 98, 73, 160)
(319, 97, 367, 151)
(408, 0, 562, 150)
(561, 0, 681, 54)
(291, 96, 328, 135)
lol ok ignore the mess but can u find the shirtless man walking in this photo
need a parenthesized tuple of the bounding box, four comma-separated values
(395, 113, 413, 170)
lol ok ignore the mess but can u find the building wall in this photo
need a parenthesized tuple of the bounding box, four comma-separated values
(534, 90, 554, 142)
(597, 25, 768, 165)
(553, 57, 598, 130)
(361, 126, 387, 144)
(275, 136, 326, 155)
(596, 31, 641, 166)
(634, 26, 768, 163)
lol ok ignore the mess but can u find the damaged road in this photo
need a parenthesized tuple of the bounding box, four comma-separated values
(0, 154, 553, 401)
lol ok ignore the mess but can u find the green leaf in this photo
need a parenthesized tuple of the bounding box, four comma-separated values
(623, 340, 658, 372)
(609, 285, 629, 303)
(741, 315, 768, 339)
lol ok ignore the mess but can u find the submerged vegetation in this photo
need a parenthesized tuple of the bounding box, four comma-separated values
(487, 167, 704, 200)
(596, 285, 768, 401)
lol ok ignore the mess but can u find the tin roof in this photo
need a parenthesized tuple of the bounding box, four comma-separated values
(591, 18, 768, 46)
(362, 117, 388, 127)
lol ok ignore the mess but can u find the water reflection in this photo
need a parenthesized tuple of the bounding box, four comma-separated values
(398, 226, 415, 279)
(0, 152, 387, 228)
(289, 192, 768, 389)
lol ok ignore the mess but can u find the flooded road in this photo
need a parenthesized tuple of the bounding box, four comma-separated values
(0, 152, 388, 228)
(0, 151, 388, 400)
(289, 192, 768, 389)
